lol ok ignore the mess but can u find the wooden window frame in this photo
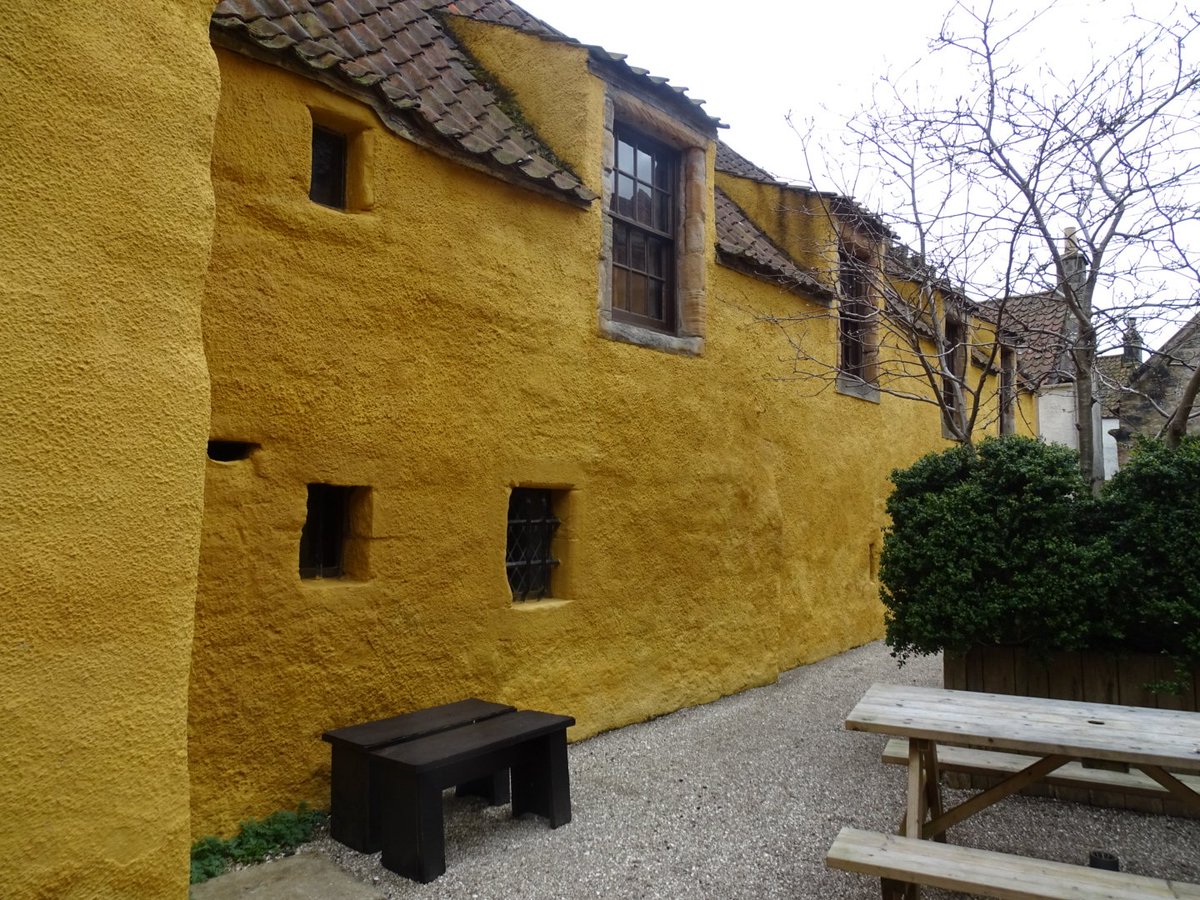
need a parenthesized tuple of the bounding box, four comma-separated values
(609, 125, 678, 333)
(941, 317, 967, 419)
(837, 249, 877, 387)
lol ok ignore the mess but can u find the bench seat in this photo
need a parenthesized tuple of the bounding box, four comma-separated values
(322, 698, 515, 852)
(372, 709, 574, 883)
(882, 738, 1200, 801)
(826, 827, 1200, 899)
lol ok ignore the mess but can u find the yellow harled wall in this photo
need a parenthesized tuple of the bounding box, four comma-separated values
(188, 28, 989, 837)
(0, 2, 217, 896)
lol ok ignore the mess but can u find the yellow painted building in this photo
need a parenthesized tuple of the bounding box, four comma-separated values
(1, 1, 1034, 895)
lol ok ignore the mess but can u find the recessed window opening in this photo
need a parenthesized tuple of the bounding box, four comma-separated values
(300, 483, 369, 579)
(942, 318, 967, 414)
(610, 126, 677, 332)
(310, 124, 348, 209)
(506, 488, 561, 601)
(207, 440, 258, 462)
(1000, 345, 1017, 435)
(838, 250, 874, 383)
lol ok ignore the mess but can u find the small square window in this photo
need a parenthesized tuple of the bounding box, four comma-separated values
(300, 483, 369, 579)
(506, 488, 561, 601)
(310, 125, 347, 209)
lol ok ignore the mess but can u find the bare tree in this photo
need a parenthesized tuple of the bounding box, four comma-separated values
(784, 1, 1200, 490)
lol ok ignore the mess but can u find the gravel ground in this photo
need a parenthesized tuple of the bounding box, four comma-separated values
(305, 641, 1200, 898)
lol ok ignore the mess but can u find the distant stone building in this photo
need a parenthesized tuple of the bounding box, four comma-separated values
(1103, 312, 1200, 463)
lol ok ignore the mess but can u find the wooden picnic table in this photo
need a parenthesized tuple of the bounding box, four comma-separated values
(829, 683, 1200, 899)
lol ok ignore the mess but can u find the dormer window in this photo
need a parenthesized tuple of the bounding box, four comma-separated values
(610, 127, 677, 332)
(310, 124, 348, 209)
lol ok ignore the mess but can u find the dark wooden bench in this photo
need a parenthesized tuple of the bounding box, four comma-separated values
(322, 698, 515, 852)
(371, 709, 574, 883)
(827, 827, 1200, 899)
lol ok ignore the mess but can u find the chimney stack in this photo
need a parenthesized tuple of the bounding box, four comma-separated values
(1122, 317, 1144, 365)
(1062, 228, 1088, 298)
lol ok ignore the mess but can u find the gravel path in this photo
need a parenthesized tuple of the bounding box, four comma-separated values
(309, 641, 1200, 898)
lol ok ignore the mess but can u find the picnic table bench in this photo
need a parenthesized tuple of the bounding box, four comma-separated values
(323, 699, 573, 882)
(827, 683, 1200, 899)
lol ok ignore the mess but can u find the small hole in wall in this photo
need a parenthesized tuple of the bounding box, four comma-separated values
(207, 440, 258, 462)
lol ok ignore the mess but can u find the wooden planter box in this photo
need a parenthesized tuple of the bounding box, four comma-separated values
(943, 646, 1199, 817)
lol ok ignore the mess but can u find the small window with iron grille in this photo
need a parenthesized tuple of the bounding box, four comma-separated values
(506, 488, 561, 601)
(310, 124, 348, 209)
(300, 483, 370, 579)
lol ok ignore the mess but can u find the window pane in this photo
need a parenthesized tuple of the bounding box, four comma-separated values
(617, 175, 635, 218)
(631, 229, 647, 272)
(613, 221, 628, 265)
(617, 139, 635, 176)
(655, 191, 671, 232)
(629, 273, 647, 316)
(654, 157, 672, 189)
(637, 147, 653, 182)
(613, 266, 629, 310)
(635, 184, 653, 225)
(648, 236, 664, 276)
(647, 279, 664, 321)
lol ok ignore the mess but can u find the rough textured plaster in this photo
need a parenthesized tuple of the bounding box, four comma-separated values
(187, 41, 990, 839)
(0, 2, 217, 896)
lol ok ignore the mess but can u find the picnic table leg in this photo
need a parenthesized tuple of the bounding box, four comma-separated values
(882, 739, 932, 900)
(512, 729, 572, 827)
(920, 742, 945, 843)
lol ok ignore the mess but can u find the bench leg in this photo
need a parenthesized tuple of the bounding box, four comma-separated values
(456, 769, 511, 806)
(512, 729, 571, 827)
(377, 775, 446, 883)
(329, 745, 377, 853)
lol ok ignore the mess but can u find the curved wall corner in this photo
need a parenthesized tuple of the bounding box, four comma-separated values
(0, 3, 217, 896)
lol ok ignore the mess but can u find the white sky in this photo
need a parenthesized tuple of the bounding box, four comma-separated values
(514, 0, 1173, 189)
(515, 0, 1198, 345)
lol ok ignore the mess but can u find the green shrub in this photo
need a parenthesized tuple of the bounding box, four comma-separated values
(881, 436, 1113, 661)
(1102, 436, 1200, 670)
(189, 804, 327, 884)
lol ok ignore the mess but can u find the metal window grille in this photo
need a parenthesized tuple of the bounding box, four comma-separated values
(609, 126, 676, 331)
(310, 125, 347, 209)
(299, 483, 350, 578)
(506, 488, 560, 601)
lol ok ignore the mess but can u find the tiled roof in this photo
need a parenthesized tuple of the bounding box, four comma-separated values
(448, 1, 720, 130)
(985, 292, 1072, 386)
(716, 141, 785, 185)
(714, 189, 829, 299)
(211, 0, 596, 203)
(1094, 354, 1128, 416)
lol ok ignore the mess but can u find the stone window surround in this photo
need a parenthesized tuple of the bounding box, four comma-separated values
(835, 241, 881, 403)
(598, 90, 707, 356)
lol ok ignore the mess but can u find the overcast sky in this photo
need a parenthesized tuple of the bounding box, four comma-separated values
(514, 0, 1172, 190)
